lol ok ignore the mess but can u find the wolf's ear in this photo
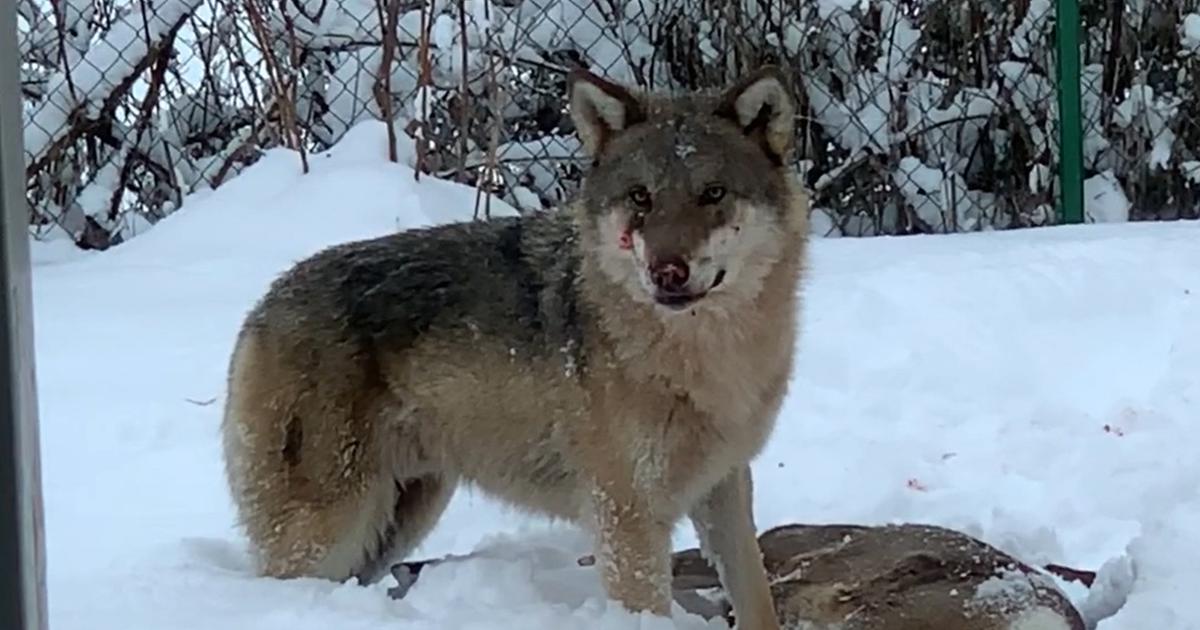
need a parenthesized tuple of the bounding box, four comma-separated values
(714, 66, 796, 164)
(568, 68, 646, 158)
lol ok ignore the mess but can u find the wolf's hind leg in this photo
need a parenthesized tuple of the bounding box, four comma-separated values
(221, 329, 454, 583)
(349, 472, 457, 585)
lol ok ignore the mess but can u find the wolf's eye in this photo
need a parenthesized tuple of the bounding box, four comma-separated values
(628, 187, 652, 208)
(700, 185, 726, 205)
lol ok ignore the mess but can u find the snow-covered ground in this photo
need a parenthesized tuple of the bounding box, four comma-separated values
(29, 122, 1200, 629)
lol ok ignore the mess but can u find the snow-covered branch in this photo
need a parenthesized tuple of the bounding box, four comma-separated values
(25, 0, 203, 169)
(17, 0, 1200, 249)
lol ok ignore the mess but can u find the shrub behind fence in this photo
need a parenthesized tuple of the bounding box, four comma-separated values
(17, 0, 1200, 250)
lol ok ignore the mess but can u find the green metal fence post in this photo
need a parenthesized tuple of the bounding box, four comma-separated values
(1056, 0, 1086, 224)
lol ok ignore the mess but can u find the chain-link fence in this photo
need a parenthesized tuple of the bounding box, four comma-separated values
(16, 0, 1200, 250)
(1079, 0, 1200, 223)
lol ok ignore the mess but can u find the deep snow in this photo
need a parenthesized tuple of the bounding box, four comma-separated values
(29, 122, 1200, 629)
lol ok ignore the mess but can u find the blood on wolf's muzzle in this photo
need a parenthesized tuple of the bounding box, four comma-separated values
(649, 258, 690, 292)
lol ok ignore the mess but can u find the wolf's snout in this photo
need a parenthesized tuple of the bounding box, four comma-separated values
(649, 258, 690, 292)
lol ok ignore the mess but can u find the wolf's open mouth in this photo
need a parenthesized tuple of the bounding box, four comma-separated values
(654, 269, 726, 310)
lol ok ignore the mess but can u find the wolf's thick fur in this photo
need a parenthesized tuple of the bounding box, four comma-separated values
(221, 66, 809, 629)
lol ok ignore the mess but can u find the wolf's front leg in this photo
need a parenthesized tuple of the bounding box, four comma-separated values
(688, 465, 780, 630)
(587, 480, 675, 618)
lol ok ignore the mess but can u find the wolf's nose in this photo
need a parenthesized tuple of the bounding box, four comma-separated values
(649, 258, 690, 292)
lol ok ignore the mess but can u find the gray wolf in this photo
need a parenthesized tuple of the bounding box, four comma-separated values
(220, 64, 810, 629)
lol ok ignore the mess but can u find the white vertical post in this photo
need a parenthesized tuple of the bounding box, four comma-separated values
(0, 0, 50, 627)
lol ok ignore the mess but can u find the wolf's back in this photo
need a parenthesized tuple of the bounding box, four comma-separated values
(242, 210, 588, 362)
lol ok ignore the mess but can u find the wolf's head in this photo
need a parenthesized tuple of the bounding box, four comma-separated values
(568, 66, 807, 315)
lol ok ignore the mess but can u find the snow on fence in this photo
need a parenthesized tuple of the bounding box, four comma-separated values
(15, 0, 1200, 250)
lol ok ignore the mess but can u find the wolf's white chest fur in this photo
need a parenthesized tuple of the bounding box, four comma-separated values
(610, 304, 792, 505)
(625, 301, 791, 424)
